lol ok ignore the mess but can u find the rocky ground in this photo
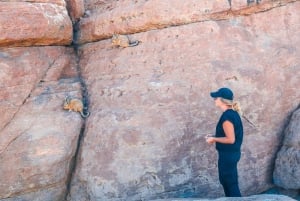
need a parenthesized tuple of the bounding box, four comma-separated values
(151, 194, 297, 201)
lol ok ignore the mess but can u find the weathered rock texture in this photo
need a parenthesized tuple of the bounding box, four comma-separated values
(273, 107, 300, 190)
(65, 0, 85, 22)
(0, 0, 300, 200)
(0, 47, 83, 200)
(0, 1, 72, 47)
(151, 194, 297, 201)
(77, 0, 298, 44)
(68, 1, 300, 200)
(0, 47, 76, 131)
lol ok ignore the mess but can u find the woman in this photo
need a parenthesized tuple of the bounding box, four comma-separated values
(206, 87, 243, 197)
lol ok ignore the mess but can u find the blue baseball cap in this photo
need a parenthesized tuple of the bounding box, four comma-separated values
(210, 87, 234, 100)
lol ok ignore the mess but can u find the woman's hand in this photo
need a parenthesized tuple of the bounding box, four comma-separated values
(205, 135, 215, 145)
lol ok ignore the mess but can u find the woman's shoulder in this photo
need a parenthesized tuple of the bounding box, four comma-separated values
(222, 109, 240, 120)
(224, 109, 236, 115)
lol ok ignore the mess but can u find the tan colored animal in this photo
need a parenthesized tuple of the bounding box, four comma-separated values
(63, 97, 90, 118)
(111, 34, 139, 48)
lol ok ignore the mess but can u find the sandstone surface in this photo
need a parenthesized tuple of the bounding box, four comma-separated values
(65, 0, 85, 22)
(0, 47, 76, 131)
(0, 1, 72, 47)
(0, 0, 299, 200)
(0, 47, 83, 200)
(77, 0, 229, 43)
(0, 0, 65, 6)
(273, 107, 300, 190)
(68, 1, 300, 200)
(77, 0, 298, 44)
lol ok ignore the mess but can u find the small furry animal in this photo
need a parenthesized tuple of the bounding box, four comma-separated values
(63, 96, 90, 118)
(247, 0, 261, 5)
(228, 0, 260, 7)
(111, 34, 139, 48)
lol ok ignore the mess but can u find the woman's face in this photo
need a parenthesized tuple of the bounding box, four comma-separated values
(214, 97, 223, 108)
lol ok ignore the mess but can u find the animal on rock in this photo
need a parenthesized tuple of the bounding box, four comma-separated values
(228, 0, 260, 7)
(63, 96, 90, 118)
(247, 0, 261, 5)
(111, 34, 139, 48)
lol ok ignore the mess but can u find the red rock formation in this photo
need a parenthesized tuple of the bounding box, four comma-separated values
(0, 47, 83, 200)
(65, 0, 85, 22)
(0, 2, 72, 47)
(0, 0, 299, 200)
(0, 1, 78, 199)
(67, 1, 300, 200)
(76, 0, 298, 44)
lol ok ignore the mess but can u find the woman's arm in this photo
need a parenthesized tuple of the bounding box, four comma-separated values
(206, 121, 235, 144)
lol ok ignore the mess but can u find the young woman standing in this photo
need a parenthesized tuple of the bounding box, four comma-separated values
(206, 87, 243, 197)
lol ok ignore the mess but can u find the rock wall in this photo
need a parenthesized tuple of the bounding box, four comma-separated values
(0, 1, 83, 200)
(0, 0, 72, 47)
(0, 0, 299, 201)
(68, 0, 300, 200)
(0, 47, 84, 200)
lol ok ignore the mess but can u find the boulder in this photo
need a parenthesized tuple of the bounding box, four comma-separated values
(67, 1, 300, 200)
(0, 2, 72, 47)
(264, 187, 300, 200)
(76, 0, 297, 44)
(273, 107, 300, 189)
(0, 47, 83, 200)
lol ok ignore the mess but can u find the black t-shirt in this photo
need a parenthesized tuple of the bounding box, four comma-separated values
(215, 109, 243, 152)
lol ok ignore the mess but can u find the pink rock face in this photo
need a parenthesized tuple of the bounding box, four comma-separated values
(0, 47, 83, 200)
(0, 2, 72, 47)
(77, 0, 229, 44)
(68, 2, 300, 200)
(0, 47, 77, 131)
(0, 0, 299, 200)
(76, 0, 298, 44)
(65, 0, 85, 22)
(2, 0, 66, 6)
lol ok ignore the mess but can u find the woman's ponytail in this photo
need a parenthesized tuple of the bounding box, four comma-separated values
(232, 101, 242, 115)
(220, 98, 242, 115)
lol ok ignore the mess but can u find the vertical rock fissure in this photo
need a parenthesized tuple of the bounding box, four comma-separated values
(65, 121, 86, 200)
(64, 20, 89, 200)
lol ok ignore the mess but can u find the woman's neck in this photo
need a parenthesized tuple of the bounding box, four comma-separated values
(220, 105, 231, 112)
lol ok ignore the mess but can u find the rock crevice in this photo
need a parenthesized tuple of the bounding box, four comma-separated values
(66, 1, 300, 199)
(64, 42, 90, 201)
(0, 0, 300, 201)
